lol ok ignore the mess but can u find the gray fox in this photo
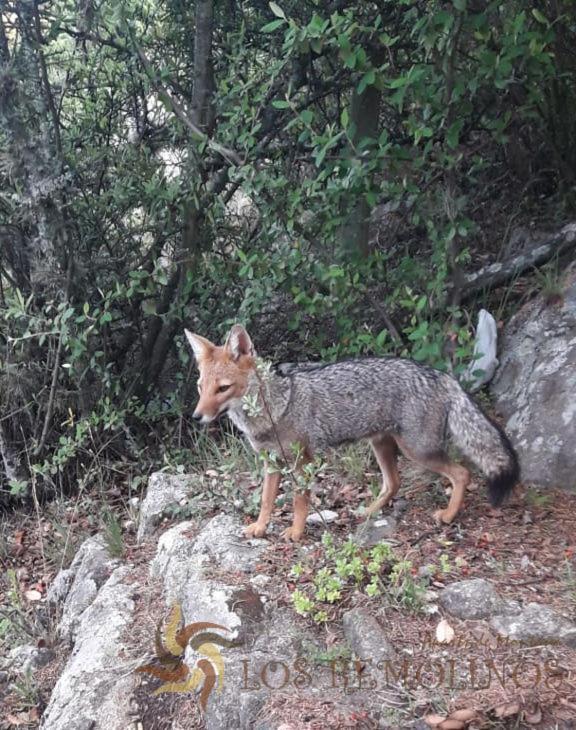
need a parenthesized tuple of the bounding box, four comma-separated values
(185, 324, 518, 541)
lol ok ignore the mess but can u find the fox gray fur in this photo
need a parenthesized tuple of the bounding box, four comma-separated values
(185, 324, 519, 540)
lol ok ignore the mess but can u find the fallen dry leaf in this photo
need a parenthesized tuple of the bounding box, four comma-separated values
(6, 708, 39, 726)
(436, 618, 455, 644)
(438, 721, 465, 730)
(424, 714, 447, 727)
(24, 589, 42, 602)
(494, 701, 520, 718)
(450, 709, 476, 722)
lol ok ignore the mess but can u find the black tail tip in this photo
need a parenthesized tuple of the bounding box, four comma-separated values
(487, 459, 520, 507)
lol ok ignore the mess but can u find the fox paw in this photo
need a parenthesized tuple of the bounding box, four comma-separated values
(281, 526, 305, 542)
(244, 521, 268, 538)
(433, 509, 455, 525)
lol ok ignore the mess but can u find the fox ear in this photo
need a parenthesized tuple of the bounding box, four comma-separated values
(184, 330, 214, 362)
(224, 324, 255, 360)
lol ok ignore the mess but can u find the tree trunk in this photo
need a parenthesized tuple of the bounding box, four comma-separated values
(337, 55, 383, 260)
(0, 422, 27, 488)
(134, 0, 216, 400)
(0, 8, 69, 291)
(191, 0, 215, 132)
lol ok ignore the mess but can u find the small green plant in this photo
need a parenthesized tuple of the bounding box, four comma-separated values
(261, 443, 327, 495)
(11, 672, 41, 709)
(290, 532, 425, 622)
(438, 553, 452, 574)
(101, 509, 125, 558)
(336, 442, 375, 485)
(534, 260, 563, 304)
(190, 428, 258, 475)
(525, 487, 553, 508)
(302, 640, 352, 667)
(0, 570, 46, 650)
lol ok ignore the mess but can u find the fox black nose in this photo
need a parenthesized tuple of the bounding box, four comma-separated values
(193, 412, 203, 422)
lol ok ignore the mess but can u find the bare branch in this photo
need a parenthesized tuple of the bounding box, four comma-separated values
(458, 223, 576, 301)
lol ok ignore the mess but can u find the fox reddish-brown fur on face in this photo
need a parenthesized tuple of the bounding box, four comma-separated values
(185, 324, 519, 541)
(185, 327, 255, 424)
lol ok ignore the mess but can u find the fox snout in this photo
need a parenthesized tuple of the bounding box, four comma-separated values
(192, 406, 226, 425)
(192, 396, 229, 424)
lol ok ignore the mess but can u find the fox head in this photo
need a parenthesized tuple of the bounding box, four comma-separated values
(184, 324, 256, 424)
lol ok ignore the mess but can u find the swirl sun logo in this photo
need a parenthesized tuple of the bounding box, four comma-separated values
(136, 603, 233, 711)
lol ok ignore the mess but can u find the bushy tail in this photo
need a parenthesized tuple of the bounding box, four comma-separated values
(447, 385, 519, 506)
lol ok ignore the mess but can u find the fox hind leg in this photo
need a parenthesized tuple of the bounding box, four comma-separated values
(394, 436, 470, 525)
(281, 446, 313, 542)
(366, 433, 401, 517)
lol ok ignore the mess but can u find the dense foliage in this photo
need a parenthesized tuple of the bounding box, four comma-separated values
(1, 0, 574, 503)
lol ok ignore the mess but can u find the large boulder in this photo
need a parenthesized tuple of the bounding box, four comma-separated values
(491, 263, 576, 490)
(51, 534, 120, 643)
(137, 471, 203, 542)
(148, 515, 282, 730)
(41, 567, 138, 730)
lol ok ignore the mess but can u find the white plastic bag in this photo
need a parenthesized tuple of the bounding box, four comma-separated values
(464, 309, 499, 391)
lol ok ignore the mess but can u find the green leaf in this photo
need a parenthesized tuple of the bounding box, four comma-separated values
(446, 119, 463, 149)
(310, 38, 322, 54)
(531, 8, 548, 24)
(357, 69, 375, 94)
(261, 18, 284, 33)
(272, 99, 290, 109)
(269, 1, 286, 20)
(388, 75, 408, 89)
(452, 0, 466, 10)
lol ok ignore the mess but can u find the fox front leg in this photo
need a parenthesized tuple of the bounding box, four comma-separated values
(244, 466, 281, 538)
(281, 489, 310, 542)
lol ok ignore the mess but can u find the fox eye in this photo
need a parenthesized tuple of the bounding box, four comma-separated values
(217, 384, 231, 394)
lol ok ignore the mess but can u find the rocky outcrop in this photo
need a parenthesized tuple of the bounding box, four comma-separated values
(491, 264, 576, 490)
(137, 471, 202, 542)
(41, 567, 138, 730)
(149, 515, 314, 730)
(38, 509, 411, 729)
(51, 534, 121, 642)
